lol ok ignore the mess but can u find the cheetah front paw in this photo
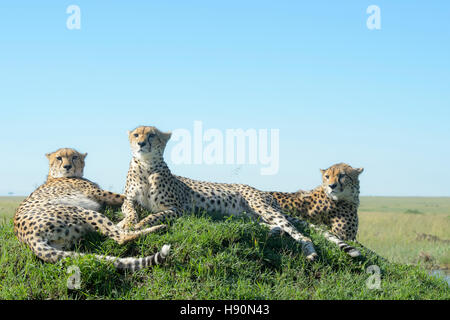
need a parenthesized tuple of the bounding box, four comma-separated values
(306, 252, 318, 261)
(268, 226, 282, 237)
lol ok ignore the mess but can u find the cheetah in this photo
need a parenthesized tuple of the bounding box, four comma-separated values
(268, 163, 363, 257)
(118, 126, 319, 261)
(13, 148, 170, 272)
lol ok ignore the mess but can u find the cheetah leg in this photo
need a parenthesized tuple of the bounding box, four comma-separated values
(93, 188, 125, 207)
(265, 219, 317, 260)
(134, 208, 182, 230)
(252, 206, 318, 261)
(258, 221, 282, 236)
(117, 198, 140, 230)
(77, 208, 167, 245)
(329, 214, 359, 242)
(285, 215, 361, 258)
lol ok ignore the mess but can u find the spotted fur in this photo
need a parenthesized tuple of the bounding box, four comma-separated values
(119, 126, 319, 261)
(14, 148, 170, 272)
(268, 163, 363, 257)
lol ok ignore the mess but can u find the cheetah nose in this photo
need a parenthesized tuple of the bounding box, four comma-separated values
(63, 165, 72, 170)
(138, 141, 146, 147)
(329, 183, 337, 189)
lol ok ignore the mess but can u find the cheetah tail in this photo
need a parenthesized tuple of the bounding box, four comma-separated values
(30, 239, 171, 272)
(97, 244, 171, 272)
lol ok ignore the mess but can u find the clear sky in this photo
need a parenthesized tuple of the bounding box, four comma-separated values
(0, 1, 449, 197)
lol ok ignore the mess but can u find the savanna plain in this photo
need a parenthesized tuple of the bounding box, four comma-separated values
(0, 196, 448, 299)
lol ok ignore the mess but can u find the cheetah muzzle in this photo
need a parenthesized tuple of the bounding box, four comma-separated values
(14, 148, 170, 272)
(120, 126, 321, 261)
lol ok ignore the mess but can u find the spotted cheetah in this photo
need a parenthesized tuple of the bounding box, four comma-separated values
(119, 126, 318, 261)
(14, 148, 170, 272)
(268, 163, 363, 257)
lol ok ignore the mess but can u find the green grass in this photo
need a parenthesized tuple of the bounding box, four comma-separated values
(358, 196, 450, 215)
(358, 197, 450, 269)
(0, 196, 25, 223)
(0, 197, 449, 299)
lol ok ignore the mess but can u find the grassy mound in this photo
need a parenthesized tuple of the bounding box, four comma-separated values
(0, 209, 448, 300)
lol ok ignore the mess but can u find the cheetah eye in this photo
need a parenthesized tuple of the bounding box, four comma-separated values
(148, 133, 156, 138)
(56, 156, 62, 161)
(134, 133, 139, 137)
(73, 156, 78, 160)
(325, 175, 329, 179)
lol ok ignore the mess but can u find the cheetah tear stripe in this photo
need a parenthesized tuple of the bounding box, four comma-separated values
(122, 126, 319, 261)
(14, 148, 169, 273)
(268, 163, 363, 257)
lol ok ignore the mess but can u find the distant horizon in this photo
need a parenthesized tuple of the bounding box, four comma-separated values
(2, 193, 450, 199)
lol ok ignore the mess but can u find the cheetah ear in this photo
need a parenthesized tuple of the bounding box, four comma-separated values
(127, 130, 131, 136)
(355, 167, 364, 175)
(45, 153, 52, 160)
(320, 169, 325, 175)
(159, 131, 172, 143)
(82, 153, 88, 159)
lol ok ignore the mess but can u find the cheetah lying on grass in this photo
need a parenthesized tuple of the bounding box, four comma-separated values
(118, 126, 320, 261)
(14, 148, 170, 272)
(268, 163, 363, 257)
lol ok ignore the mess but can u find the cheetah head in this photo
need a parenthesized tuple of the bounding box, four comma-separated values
(46, 148, 87, 178)
(128, 126, 172, 162)
(320, 163, 363, 203)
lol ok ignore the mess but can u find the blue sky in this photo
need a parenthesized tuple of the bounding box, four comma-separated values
(0, 1, 449, 196)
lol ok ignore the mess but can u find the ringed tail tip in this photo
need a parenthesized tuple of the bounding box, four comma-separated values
(161, 244, 171, 257)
